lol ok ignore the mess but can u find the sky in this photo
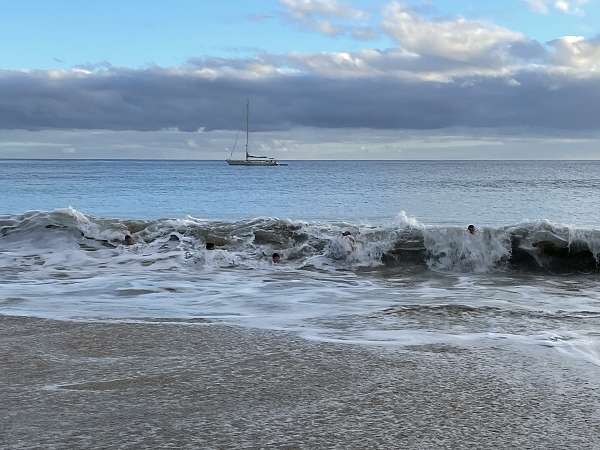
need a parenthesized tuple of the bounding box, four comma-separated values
(2, 0, 600, 159)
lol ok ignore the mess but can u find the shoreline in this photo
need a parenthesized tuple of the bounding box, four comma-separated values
(2, 314, 600, 449)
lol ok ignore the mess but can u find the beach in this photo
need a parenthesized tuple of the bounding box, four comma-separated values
(2, 315, 599, 449)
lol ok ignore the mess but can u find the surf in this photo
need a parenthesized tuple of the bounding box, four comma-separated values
(2, 208, 600, 275)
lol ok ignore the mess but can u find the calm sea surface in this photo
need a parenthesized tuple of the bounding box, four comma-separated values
(2, 159, 600, 226)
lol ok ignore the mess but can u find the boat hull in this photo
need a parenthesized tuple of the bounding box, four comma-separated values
(226, 159, 281, 166)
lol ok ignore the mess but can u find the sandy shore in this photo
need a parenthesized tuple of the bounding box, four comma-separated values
(1, 315, 599, 449)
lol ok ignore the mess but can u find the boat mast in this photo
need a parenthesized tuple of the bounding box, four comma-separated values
(245, 99, 249, 161)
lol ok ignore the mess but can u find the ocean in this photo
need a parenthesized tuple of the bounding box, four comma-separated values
(1, 159, 600, 366)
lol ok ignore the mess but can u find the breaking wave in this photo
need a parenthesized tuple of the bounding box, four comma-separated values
(2, 208, 600, 274)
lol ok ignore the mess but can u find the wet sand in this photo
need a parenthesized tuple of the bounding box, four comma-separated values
(2, 315, 600, 449)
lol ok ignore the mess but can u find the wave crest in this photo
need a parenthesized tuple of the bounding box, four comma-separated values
(2, 208, 600, 274)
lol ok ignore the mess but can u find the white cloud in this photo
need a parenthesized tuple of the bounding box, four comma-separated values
(279, 0, 366, 20)
(21, 3, 600, 84)
(549, 36, 600, 70)
(275, 2, 600, 80)
(526, 0, 551, 13)
(381, 3, 526, 63)
(314, 19, 341, 35)
(525, 0, 589, 15)
(278, 0, 374, 39)
(182, 1, 551, 82)
(284, 47, 517, 81)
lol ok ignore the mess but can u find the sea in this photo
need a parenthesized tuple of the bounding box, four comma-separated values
(2, 159, 600, 366)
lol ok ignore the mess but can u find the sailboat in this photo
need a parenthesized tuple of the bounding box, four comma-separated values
(226, 100, 284, 166)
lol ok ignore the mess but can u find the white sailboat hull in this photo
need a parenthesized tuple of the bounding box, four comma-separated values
(226, 159, 281, 166)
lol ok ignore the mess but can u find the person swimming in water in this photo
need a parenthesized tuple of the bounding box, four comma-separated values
(341, 230, 357, 254)
(272, 252, 281, 263)
(467, 225, 476, 235)
(124, 235, 135, 246)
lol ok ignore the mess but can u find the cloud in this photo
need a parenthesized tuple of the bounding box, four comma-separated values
(526, 0, 551, 13)
(3, 128, 600, 160)
(278, 16, 545, 81)
(279, 0, 366, 20)
(2, 63, 600, 133)
(381, 3, 528, 64)
(549, 36, 600, 70)
(1, 3, 600, 135)
(278, 0, 376, 39)
(524, 0, 589, 15)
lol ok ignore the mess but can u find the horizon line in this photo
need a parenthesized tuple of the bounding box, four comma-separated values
(2, 158, 600, 162)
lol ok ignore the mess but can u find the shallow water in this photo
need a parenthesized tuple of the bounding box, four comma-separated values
(2, 160, 600, 367)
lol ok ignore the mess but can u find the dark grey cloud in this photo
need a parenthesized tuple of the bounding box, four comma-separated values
(507, 40, 547, 61)
(2, 66, 600, 132)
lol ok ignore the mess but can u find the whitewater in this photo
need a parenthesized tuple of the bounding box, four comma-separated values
(2, 160, 600, 367)
(2, 206, 600, 368)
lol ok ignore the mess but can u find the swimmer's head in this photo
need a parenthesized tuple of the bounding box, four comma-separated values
(272, 252, 281, 263)
(467, 225, 476, 235)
